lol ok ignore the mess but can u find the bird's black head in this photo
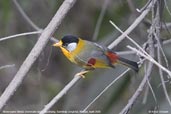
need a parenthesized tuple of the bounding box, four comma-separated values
(61, 35, 79, 47)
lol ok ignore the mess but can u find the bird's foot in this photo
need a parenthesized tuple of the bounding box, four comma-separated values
(75, 70, 89, 78)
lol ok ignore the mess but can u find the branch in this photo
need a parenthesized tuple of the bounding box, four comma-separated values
(0, 64, 15, 70)
(0, 31, 42, 42)
(143, 60, 158, 105)
(0, 0, 77, 111)
(108, 0, 157, 49)
(83, 69, 130, 112)
(147, 80, 158, 104)
(12, 0, 58, 43)
(119, 62, 154, 114)
(12, 0, 40, 30)
(155, 1, 171, 107)
(110, 20, 171, 78)
(109, 20, 151, 59)
(157, 46, 171, 107)
(164, 0, 171, 17)
(39, 76, 81, 114)
(92, 0, 110, 41)
(136, 0, 152, 13)
(119, 36, 155, 114)
(127, 46, 171, 78)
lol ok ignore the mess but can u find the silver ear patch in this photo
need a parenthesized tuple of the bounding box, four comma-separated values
(66, 43, 77, 52)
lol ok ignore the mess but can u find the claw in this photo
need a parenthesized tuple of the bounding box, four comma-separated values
(75, 70, 89, 78)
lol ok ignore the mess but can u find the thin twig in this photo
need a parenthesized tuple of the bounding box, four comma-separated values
(120, 62, 153, 114)
(136, 0, 152, 13)
(108, 0, 157, 49)
(0, 64, 15, 70)
(0, 0, 77, 111)
(142, 84, 149, 104)
(40, 76, 81, 114)
(0, 31, 42, 42)
(12, 0, 58, 43)
(92, 0, 110, 41)
(155, 1, 171, 105)
(109, 20, 150, 58)
(110, 19, 171, 78)
(117, 38, 171, 56)
(157, 46, 171, 107)
(83, 69, 130, 111)
(41, 46, 53, 72)
(154, 32, 169, 68)
(147, 80, 158, 104)
(120, 36, 155, 114)
(142, 63, 158, 105)
(127, 0, 136, 13)
(127, 46, 171, 78)
(164, 0, 171, 17)
(163, 38, 171, 45)
(157, 0, 171, 106)
(12, 0, 40, 30)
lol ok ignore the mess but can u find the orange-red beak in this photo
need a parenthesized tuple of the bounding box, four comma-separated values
(53, 41, 62, 47)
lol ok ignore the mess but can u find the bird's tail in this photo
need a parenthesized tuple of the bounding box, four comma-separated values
(117, 57, 139, 72)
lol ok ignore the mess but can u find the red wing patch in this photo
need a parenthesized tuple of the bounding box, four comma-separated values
(87, 58, 96, 66)
(106, 52, 119, 63)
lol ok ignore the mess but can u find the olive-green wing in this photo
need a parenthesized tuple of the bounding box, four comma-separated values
(74, 40, 110, 69)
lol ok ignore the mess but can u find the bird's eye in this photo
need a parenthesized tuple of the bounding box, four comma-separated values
(63, 43, 68, 47)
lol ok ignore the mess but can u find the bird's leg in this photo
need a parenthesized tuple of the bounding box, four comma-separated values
(75, 70, 90, 78)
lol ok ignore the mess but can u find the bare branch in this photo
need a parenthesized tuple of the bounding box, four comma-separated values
(164, 0, 171, 17)
(127, 0, 136, 13)
(0, 0, 77, 111)
(163, 39, 171, 45)
(120, 36, 155, 114)
(117, 37, 171, 56)
(83, 69, 130, 111)
(147, 80, 158, 104)
(12, 0, 58, 44)
(40, 76, 81, 114)
(0, 64, 15, 70)
(155, 1, 171, 106)
(127, 46, 171, 78)
(0, 31, 42, 42)
(92, 0, 110, 41)
(110, 16, 171, 78)
(142, 62, 158, 105)
(157, 46, 171, 107)
(109, 20, 150, 57)
(154, 31, 169, 68)
(108, 0, 157, 49)
(119, 62, 153, 114)
(136, 0, 152, 13)
(12, 0, 40, 30)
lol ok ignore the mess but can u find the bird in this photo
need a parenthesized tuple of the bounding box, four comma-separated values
(53, 35, 138, 78)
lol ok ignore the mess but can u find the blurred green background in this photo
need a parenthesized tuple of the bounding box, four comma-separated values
(0, 0, 171, 114)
